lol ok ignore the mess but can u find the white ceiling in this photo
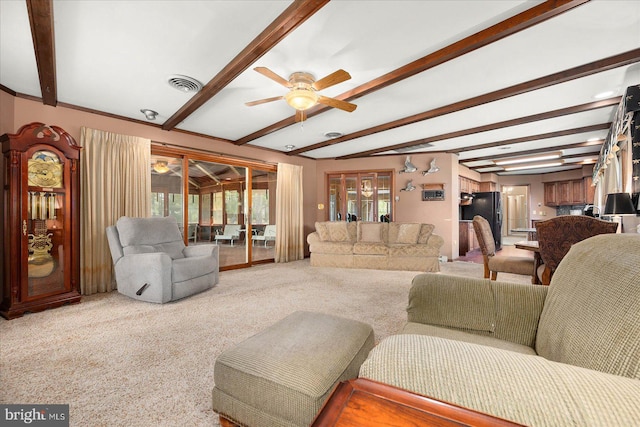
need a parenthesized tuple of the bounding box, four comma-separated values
(1, 0, 639, 175)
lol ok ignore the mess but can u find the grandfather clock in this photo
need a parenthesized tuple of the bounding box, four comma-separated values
(1, 123, 81, 319)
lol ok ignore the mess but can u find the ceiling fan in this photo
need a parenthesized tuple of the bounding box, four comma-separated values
(246, 67, 357, 122)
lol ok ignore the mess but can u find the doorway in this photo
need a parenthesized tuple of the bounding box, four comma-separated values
(501, 185, 530, 246)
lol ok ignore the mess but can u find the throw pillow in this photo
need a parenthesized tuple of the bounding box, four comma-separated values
(359, 223, 383, 243)
(315, 222, 330, 241)
(418, 224, 435, 244)
(397, 223, 421, 244)
(326, 222, 350, 242)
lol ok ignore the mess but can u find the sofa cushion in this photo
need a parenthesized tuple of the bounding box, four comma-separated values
(388, 244, 439, 257)
(326, 222, 351, 242)
(397, 223, 421, 243)
(359, 334, 640, 427)
(536, 234, 640, 379)
(401, 322, 536, 355)
(309, 241, 354, 255)
(358, 222, 383, 243)
(315, 222, 330, 241)
(353, 242, 388, 255)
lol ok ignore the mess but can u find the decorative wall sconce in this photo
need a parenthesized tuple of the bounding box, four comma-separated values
(422, 158, 440, 175)
(399, 156, 417, 174)
(400, 180, 416, 192)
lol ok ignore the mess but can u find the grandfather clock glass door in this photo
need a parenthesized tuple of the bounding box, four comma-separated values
(25, 149, 69, 299)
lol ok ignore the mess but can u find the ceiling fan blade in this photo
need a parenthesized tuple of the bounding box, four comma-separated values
(295, 109, 306, 122)
(254, 67, 292, 88)
(245, 96, 283, 107)
(312, 69, 351, 91)
(317, 95, 357, 112)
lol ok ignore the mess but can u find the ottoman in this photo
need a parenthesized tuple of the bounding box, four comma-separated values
(211, 311, 375, 427)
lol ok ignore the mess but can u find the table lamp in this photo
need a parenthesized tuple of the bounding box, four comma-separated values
(603, 192, 636, 233)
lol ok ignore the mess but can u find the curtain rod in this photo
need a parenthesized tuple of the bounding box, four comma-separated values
(151, 140, 278, 167)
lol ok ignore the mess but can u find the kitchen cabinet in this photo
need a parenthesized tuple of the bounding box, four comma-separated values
(459, 221, 478, 256)
(544, 182, 558, 206)
(544, 179, 588, 207)
(459, 177, 480, 194)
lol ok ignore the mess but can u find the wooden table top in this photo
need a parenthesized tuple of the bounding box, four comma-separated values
(312, 378, 524, 427)
(514, 240, 539, 252)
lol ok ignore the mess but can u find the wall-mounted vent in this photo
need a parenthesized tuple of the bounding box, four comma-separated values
(394, 143, 434, 153)
(167, 75, 203, 93)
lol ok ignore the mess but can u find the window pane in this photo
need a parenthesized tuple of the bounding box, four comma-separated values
(346, 176, 358, 221)
(225, 190, 240, 224)
(329, 177, 342, 221)
(150, 155, 182, 222)
(378, 175, 391, 221)
(212, 192, 223, 224)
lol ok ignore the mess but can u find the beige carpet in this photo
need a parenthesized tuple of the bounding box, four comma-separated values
(0, 260, 531, 426)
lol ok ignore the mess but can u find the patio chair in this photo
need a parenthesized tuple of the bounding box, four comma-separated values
(252, 225, 276, 247)
(215, 224, 243, 246)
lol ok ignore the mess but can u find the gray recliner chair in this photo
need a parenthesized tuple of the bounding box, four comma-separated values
(106, 216, 219, 303)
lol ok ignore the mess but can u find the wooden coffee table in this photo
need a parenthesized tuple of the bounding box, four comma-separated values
(312, 378, 524, 426)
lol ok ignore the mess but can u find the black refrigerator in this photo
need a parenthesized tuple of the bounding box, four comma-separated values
(461, 191, 502, 251)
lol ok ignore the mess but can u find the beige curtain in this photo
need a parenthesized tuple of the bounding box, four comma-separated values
(79, 127, 151, 294)
(275, 163, 304, 262)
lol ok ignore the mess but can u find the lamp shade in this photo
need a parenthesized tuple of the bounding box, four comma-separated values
(603, 192, 636, 215)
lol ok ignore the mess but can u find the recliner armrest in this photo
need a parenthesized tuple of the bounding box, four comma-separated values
(183, 244, 219, 259)
(113, 252, 173, 303)
(407, 274, 547, 347)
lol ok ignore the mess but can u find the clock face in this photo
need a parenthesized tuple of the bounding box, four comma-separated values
(28, 151, 63, 188)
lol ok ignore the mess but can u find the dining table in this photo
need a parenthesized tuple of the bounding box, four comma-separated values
(514, 240, 543, 285)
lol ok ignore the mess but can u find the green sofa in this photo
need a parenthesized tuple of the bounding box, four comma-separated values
(359, 233, 640, 426)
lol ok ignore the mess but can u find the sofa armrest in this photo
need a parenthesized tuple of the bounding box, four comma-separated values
(184, 244, 219, 259)
(307, 231, 321, 245)
(425, 233, 444, 250)
(407, 273, 547, 347)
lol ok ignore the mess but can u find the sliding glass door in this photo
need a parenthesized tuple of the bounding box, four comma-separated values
(150, 150, 276, 270)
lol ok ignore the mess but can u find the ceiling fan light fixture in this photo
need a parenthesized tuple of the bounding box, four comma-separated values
(285, 88, 318, 111)
(153, 160, 170, 174)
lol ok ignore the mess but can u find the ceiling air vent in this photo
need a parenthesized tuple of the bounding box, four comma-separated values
(394, 143, 434, 153)
(167, 75, 203, 93)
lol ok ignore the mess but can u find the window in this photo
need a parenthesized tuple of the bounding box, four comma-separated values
(327, 171, 394, 221)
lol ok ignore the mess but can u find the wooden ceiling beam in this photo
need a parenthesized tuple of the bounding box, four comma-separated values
(162, 0, 329, 131)
(26, 0, 57, 106)
(322, 47, 639, 159)
(336, 97, 619, 159)
(236, 0, 590, 146)
(446, 123, 610, 154)
(465, 152, 601, 171)
(460, 140, 603, 164)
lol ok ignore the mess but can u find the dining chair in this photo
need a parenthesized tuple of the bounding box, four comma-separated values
(472, 215, 535, 281)
(535, 215, 618, 285)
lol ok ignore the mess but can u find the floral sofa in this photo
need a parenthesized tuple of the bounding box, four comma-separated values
(307, 221, 443, 272)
